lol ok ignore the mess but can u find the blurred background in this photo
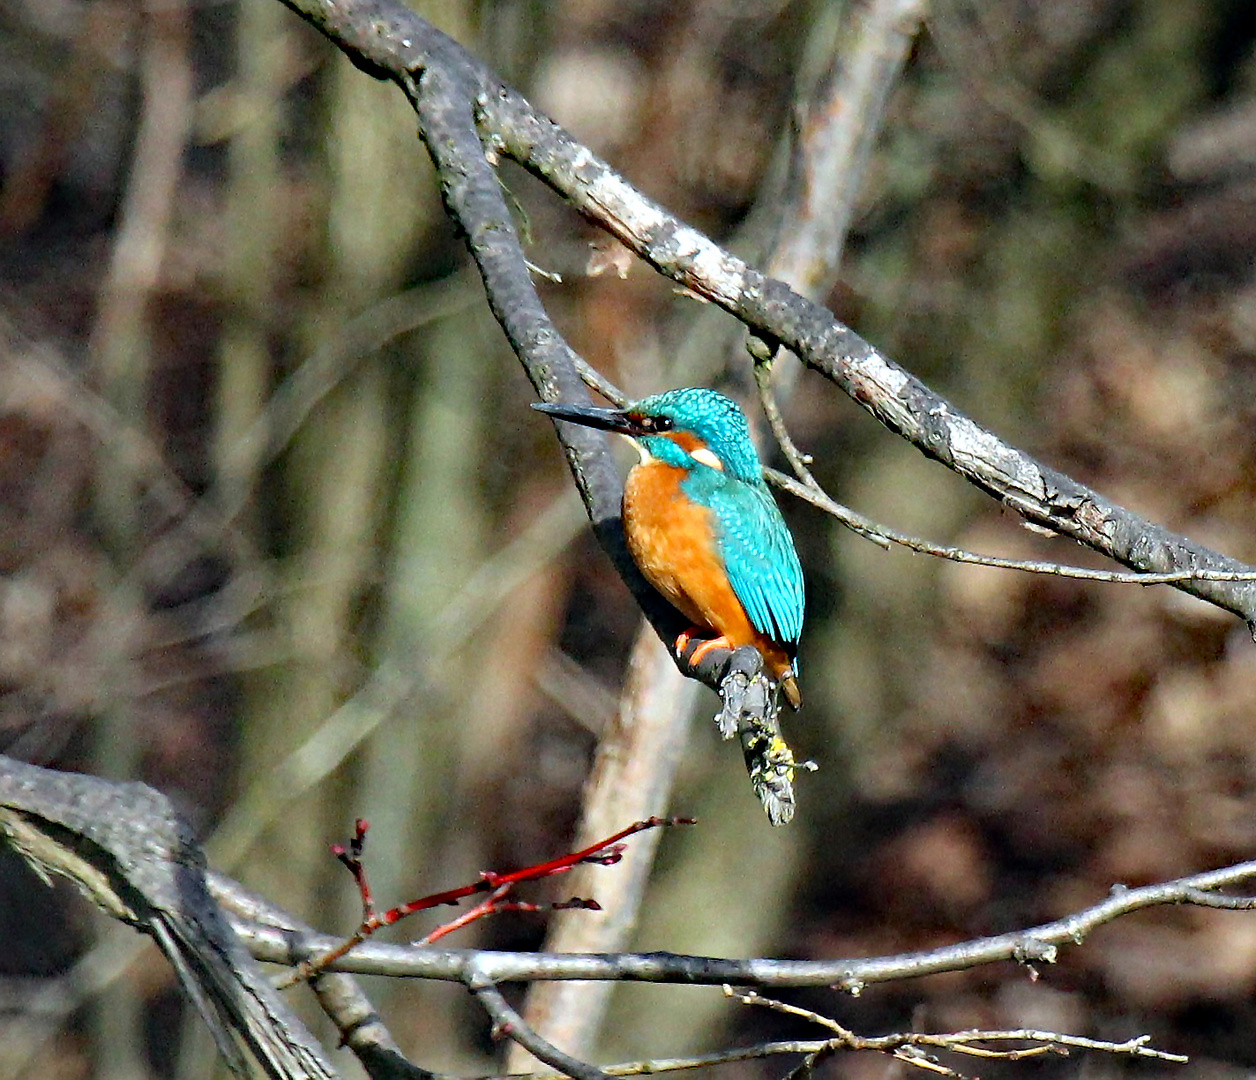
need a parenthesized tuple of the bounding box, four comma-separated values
(2, 0, 1256, 1076)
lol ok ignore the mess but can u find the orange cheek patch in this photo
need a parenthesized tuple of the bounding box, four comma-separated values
(665, 432, 723, 470)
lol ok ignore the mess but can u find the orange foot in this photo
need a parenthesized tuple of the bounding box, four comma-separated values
(674, 628, 733, 666)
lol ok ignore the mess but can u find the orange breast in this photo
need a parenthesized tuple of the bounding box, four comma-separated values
(623, 462, 796, 690)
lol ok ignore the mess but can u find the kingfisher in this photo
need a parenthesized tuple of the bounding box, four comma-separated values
(534, 388, 805, 708)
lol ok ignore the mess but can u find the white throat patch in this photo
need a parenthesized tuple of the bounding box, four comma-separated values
(628, 436, 653, 464)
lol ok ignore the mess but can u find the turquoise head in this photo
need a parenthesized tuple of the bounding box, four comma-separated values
(533, 387, 765, 486)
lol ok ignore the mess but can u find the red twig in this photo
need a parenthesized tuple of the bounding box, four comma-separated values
(420, 889, 602, 945)
(280, 815, 694, 986)
(332, 818, 374, 920)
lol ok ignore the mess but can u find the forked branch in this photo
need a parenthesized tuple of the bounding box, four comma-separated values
(233, 856, 1256, 990)
(272, 0, 1256, 649)
(6, 760, 1250, 1080)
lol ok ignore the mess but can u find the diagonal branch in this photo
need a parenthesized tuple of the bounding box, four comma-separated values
(478, 77, 1256, 628)
(0, 756, 339, 1080)
(269, 0, 1256, 633)
(209, 872, 431, 1080)
(390, 31, 781, 743)
(467, 972, 610, 1080)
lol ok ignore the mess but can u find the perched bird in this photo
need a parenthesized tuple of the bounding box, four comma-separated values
(534, 388, 805, 708)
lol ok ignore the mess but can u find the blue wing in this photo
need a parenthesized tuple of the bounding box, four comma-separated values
(686, 473, 804, 648)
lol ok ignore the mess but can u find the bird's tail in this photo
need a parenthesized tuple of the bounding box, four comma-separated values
(779, 668, 801, 710)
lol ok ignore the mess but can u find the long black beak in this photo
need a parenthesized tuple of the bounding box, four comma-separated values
(531, 401, 647, 436)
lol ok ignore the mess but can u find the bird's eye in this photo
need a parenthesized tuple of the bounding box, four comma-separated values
(643, 415, 673, 433)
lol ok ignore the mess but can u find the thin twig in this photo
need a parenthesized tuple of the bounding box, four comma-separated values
(770, 467, 1256, 584)
(752, 358, 826, 492)
(725, 987, 1186, 1063)
(638, 348, 1256, 589)
(1175, 887, 1256, 910)
(282, 817, 689, 986)
(468, 975, 610, 1080)
(500, 1028, 1182, 1080)
(724, 986, 853, 1034)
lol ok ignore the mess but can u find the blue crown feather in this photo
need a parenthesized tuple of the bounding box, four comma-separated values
(632, 388, 764, 485)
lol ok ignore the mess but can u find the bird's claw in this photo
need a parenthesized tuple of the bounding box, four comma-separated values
(674, 628, 734, 667)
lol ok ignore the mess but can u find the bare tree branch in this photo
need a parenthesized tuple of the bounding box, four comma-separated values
(480, 75, 1256, 628)
(467, 972, 609, 1080)
(270, 0, 1256, 648)
(210, 872, 434, 1080)
(0, 757, 339, 1080)
(499, 1025, 1183, 1080)
(724, 987, 1186, 1067)
(231, 854, 1256, 992)
(5, 760, 1246, 1080)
